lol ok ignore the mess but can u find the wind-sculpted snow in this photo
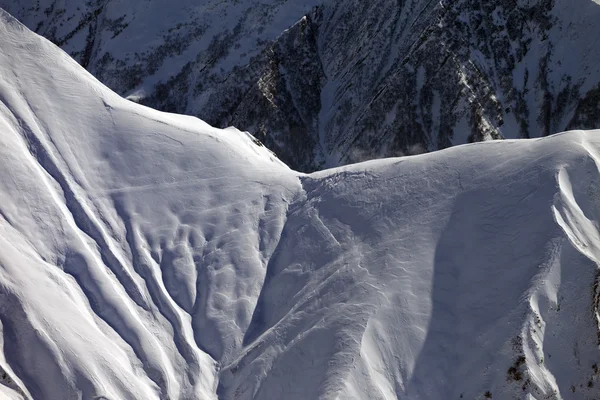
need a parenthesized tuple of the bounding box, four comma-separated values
(0, 9, 296, 399)
(2, 9, 600, 400)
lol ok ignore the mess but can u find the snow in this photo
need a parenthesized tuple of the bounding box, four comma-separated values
(2, 8, 600, 400)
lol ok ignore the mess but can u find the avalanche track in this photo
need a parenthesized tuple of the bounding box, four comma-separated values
(1, 8, 600, 400)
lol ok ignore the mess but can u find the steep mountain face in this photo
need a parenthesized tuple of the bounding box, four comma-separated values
(3, 10, 600, 400)
(2, 0, 600, 171)
(0, 0, 326, 170)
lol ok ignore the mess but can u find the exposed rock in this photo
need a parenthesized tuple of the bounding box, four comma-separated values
(3, 0, 600, 171)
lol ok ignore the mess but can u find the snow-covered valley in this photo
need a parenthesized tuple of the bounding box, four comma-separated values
(1, 6, 600, 400)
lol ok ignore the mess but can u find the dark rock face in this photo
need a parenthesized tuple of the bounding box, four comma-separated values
(186, 12, 328, 172)
(3, 0, 600, 171)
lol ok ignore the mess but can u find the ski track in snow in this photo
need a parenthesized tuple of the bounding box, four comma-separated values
(1, 8, 600, 400)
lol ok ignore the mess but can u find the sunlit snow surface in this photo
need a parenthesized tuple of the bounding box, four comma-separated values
(1, 9, 600, 400)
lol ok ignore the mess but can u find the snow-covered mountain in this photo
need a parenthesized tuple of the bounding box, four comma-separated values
(3, 7, 600, 400)
(1, 0, 600, 172)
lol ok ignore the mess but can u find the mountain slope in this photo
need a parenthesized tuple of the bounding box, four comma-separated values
(1, 0, 600, 172)
(2, 8, 600, 400)
(0, 8, 295, 400)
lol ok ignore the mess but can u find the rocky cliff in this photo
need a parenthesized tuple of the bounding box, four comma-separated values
(3, 0, 600, 171)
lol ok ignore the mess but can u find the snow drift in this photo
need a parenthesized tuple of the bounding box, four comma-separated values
(0, 8, 600, 400)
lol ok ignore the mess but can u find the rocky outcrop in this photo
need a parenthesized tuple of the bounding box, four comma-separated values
(3, 0, 600, 171)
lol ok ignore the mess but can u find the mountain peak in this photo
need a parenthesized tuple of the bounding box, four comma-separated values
(1, 5, 600, 400)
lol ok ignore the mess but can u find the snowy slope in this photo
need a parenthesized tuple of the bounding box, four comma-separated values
(2, 8, 600, 400)
(0, 8, 296, 400)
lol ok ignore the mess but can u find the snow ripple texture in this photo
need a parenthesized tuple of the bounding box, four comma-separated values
(1, 9, 600, 400)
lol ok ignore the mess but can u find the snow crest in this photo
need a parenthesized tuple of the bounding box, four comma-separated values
(1, 9, 600, 400)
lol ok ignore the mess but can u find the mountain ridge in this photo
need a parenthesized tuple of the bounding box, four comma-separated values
(2, 0, 600, 171)
(1, 7, 600, 400)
